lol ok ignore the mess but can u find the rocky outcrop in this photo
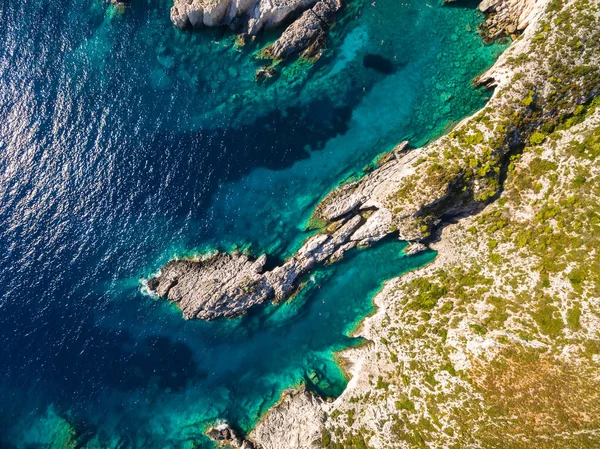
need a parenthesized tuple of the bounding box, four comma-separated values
(148, 141, 428, 321)
(170, 0, 339, 57)
(147, 252, 271, 320)
(170, 0, 316, 32)
(207, 422, 255, 448)
(205, 386, 324, 449)
(312, 144, 433, 242)
(478, 0, 539, 38)
(170, 0, 342, 61)
(404, 242, 428, 256)
(149, 211, 406, 320)
(249, 386, 325, 449)
(265, 0, 342, 59)
(444, 0, 539, 38)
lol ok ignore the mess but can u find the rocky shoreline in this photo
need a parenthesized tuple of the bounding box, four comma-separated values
(146, 0, 600, 445)
(170, 0, 341, 60)
(239, 0, 600, 447)
(168, 0, 536, 65)
(147, 171, 417, 320)
(478, 0, 538, 38)
(206, 385, 325, 449)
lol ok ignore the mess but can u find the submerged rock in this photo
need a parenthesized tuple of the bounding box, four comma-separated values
(362, 54, 396, 74)
(110, 0, 127, 13)
(254, 65, 278, 83)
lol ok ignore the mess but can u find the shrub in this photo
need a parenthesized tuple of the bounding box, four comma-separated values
(395, 397, 416, 412)
(566, 306, 582, 331)
(530, 132, 547, 145)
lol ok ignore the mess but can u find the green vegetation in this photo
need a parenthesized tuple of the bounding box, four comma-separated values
(404, 279, 448, 311)
(395, 397, 416, 412)
(321, 428, 373, 449)
(532, 301, 563, 338)
(321, 0, 600, 447)
(566, 305, 582, 331)
(529, 131, 547, 145)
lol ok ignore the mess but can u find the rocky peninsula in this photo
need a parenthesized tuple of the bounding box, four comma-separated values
(148, 200, 399, 320)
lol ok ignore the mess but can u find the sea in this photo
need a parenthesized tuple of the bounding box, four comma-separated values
(0, 0, 505, 446)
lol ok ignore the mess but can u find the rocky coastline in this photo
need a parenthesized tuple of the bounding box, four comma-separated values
(148, 190, 405, 320)
(478, 0, 539, 38)
(148, 0, 600, 445)
(206, 385, 325, 449)
(170, 0, 341, 60)
(168, 0, 537, 65)
(240, 0, 600, 447)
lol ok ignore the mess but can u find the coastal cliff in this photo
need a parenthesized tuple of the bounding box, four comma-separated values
(205, 0, 600, 446)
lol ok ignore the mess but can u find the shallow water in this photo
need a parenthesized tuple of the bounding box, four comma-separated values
(0, 0, 504, 446)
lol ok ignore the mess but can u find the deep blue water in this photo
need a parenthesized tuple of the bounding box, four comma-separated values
(0, 0, 505, 446)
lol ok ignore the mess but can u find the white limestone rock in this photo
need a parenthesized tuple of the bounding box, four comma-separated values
(249, 386, 325, 449)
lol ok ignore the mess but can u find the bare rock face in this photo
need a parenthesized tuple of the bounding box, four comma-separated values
(148, 214, 373, 320)
(205, 387, 324, 449)
(169, 0, 342, 61)
(312, 142, 430, 241)
(266, 0, 342, 59)
(148, 252, 271, 320)
(404, 242, 428, 256)
(311, 143, 474, 243)
(478, 0, 539, 38)
(249, 386, 325, 449)
(171, 0, 316, 34)
(349, 206, 392, 245)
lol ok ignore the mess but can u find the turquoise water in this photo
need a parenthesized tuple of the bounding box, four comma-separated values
(0, 0, 505, 446)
